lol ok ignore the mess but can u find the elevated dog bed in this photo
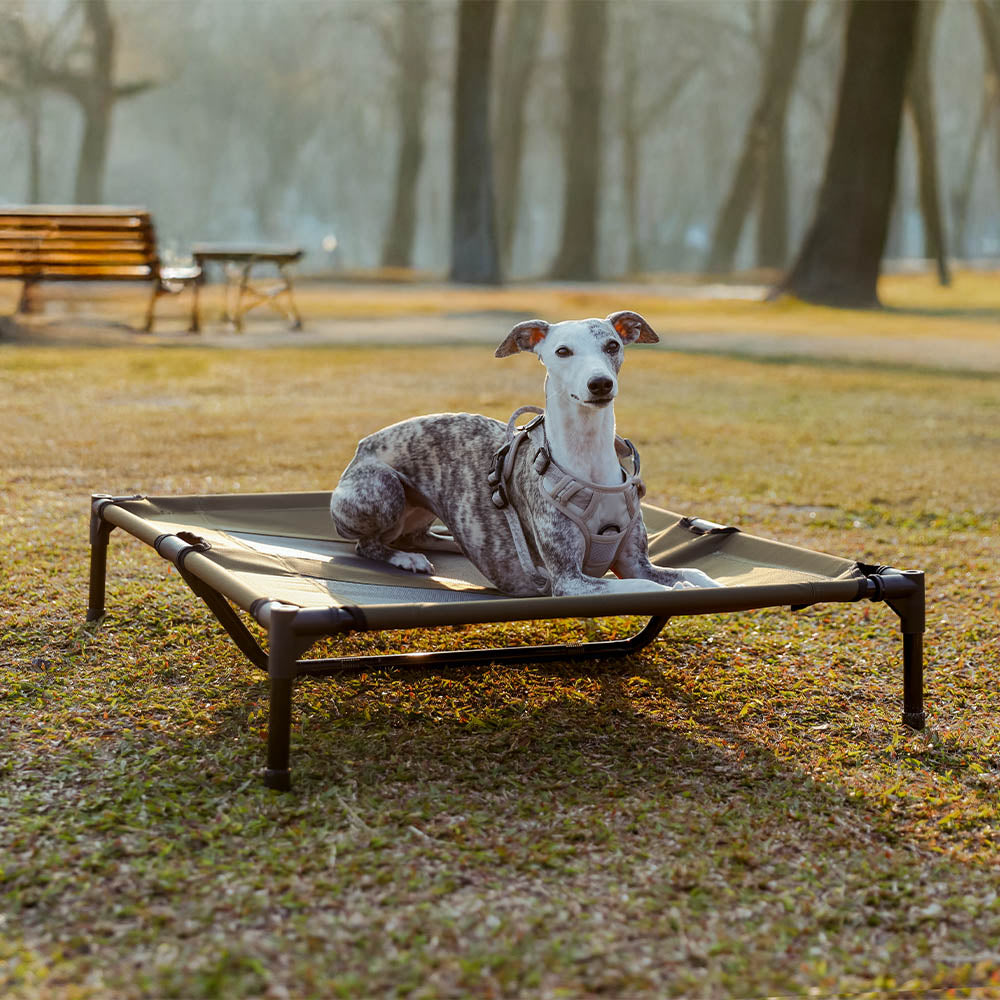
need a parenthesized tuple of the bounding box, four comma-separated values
(87, 492, 926, 789)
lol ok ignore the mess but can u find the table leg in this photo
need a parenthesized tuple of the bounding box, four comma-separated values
(234, 261, 252, 333)
(280, 263, 303, 330)
(189, 280, 201, 333)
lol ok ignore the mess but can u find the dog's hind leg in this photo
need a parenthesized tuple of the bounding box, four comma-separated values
(330, 462, 436, 574)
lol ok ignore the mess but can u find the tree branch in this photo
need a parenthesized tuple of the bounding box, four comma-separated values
(114, 78, 157, 99)
(35, 65, 88, 98)
(636, 62, 704, 131)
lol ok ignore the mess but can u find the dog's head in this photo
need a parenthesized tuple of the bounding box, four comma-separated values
(495, 311, 658, 409)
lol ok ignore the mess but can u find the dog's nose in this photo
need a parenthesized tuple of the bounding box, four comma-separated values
(588, 375, 614, 397)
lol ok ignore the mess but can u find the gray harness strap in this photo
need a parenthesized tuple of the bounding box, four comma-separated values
(488, 407, 549, 593)
(487, 407, 645, 590)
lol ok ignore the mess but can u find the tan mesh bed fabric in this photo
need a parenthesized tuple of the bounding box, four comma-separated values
(100, 492, 865, 618)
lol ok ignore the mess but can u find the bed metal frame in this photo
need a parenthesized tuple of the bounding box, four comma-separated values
(86, 494, 926, 790)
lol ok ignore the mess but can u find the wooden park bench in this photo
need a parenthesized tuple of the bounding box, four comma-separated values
(0, 205, 202, 332)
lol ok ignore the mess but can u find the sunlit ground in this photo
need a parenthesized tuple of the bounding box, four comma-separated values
(2, 273, 999, 998)
(3, 268, 1000, 345)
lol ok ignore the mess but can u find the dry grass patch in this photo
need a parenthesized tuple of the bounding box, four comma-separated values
(2, 326, 999, 998)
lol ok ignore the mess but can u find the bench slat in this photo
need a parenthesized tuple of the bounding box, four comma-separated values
(0, 251, 156, 266)
(0, 238, 154, 252)
(0, 208, 150, 226)
(0, 204, 148, 214)
(0, 226, 151, 236)
(0, 264, 157, 279)
(0, 218, 151, 232)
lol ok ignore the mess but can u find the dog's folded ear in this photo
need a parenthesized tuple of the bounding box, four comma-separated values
(495, 319, 550, 358)
(606, 311, 658, 345)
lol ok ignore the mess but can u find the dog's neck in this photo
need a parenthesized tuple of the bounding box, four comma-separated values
(543, 380, 623, 485)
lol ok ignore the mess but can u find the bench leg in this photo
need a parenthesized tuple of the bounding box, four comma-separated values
(17, 281, 41, 315)
(189, 280, 201, 333)
(143, 283, 160, 333)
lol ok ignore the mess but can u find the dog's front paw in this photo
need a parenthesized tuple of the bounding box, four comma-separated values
(680, 568, 722, 589)
(389, 550, 435, 574)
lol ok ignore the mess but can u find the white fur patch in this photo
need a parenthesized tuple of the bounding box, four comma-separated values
(678, 568, 722, 589)
(389, 550, 435, 574)
(600, 577, 666, 594)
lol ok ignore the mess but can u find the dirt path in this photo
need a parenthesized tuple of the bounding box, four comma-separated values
(4, 281, 999, 375)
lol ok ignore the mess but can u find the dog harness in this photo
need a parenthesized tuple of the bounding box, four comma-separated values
(488, 406, 646, 592)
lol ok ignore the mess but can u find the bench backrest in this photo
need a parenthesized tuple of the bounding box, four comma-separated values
(0, 206, 159, 281)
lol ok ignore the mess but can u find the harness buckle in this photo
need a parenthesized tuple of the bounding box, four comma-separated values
(622, 437, 640, 475)
(532, 447, 550, 475)
(488, 441, 512, 508)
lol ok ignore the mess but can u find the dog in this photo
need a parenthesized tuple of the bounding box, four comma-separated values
(330, 311, 720, 597)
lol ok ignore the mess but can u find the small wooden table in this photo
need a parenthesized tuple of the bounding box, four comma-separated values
(192, 244, 303, 332)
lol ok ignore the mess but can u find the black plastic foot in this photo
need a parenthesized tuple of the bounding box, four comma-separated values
(902, 711, 926, 731)
(264, 768, 291, 791)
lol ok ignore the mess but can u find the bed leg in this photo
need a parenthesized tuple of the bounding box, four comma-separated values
(265, 677, 293, 791)
(902, 632, 925, 731)
(87, 498, 115, 622)
(264, 605, 300, 791)
(884, 570, 926, 731)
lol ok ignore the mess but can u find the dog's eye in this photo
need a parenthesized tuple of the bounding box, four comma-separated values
(555, 346, 573, 358)
(604, 341, 620, 354)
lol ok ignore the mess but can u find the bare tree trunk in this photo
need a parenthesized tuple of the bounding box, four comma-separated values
(775, 1, 918, 308)
(0, 13, 47, 202)
(756, 114, 789, 269)
(494, 0, 545, 272)
(25, 94, 42, 202)
(450, 0, 501, 284)
(884, 168, 906, 261)
(975, 0, 1000, 84)
(952, 85, 991, 258)
(619, 14, 701, 277)
(74, 102, 112, 204)
(73, 0, 114, 204)
(549, 0, 607, 280)
(621, 41, 641, 276)
(705, 0, 810, 275)
(973, 0, 1000, 193)
(5, 0, 154, 204)
(382, 0, 431, 269)
(906, 0, 949, 285)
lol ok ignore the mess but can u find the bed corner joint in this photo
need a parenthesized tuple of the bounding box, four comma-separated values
(861, 565, 926, 731)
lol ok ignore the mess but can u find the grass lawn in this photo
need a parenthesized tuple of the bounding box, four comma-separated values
(2, 284, 999, 998)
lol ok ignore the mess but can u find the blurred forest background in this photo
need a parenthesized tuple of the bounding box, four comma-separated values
(1, 0, 999, 286)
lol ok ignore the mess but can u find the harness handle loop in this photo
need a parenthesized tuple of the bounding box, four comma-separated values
(505, 405, 544, 442)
